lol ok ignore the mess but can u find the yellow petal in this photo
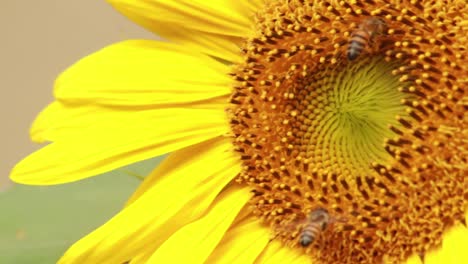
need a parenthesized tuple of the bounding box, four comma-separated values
(31, 92, 227, 142)
(425, 246, 445, 264)
(54, 40, 232, 106)
(11, 106, 229, 184)
(255, 240, 310, 264)
(404, 254, 423, 264)
(147, 185, 251, 264)
(107, 0, 263, 62)
(113, 0, 252, 36)
(125, 136, 234, 205)
(242, 0, 266, 13)
(58, 137, 241, 264)
(206, 213, 271, 264)
(425, 223, 468, 264)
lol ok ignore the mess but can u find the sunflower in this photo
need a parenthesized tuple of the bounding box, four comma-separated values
(10, 0, 467, 263)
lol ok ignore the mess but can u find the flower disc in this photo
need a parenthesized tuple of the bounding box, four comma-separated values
(228, 0, 467, 263)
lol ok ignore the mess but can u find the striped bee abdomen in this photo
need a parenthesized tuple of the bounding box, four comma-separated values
(347, 17, 388, 61)
(347, 30, 369, 61)
(299, 222, 322, 247)
(299, 208, 330, 247)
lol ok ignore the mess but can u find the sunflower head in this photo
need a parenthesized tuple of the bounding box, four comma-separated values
(228, 0, 466, 263)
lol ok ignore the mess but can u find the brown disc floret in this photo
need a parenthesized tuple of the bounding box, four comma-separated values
(228, 0, 467, 263)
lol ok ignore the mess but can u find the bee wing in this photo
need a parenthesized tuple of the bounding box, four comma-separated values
(268, 216, 308, 242)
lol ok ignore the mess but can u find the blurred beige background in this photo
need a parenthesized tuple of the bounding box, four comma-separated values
(0, 1, 154, 188)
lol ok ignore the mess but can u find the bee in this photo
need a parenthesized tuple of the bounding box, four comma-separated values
(347, 17, 388, 61)
(299, 208, 331, 247)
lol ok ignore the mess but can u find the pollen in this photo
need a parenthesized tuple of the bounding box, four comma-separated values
(228, 0, 466, 263)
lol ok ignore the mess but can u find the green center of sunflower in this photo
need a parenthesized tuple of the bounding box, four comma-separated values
(296, 57, 406, 177)
(228, 1, 466, 263)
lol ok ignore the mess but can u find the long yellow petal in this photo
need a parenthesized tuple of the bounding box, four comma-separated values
(404, 255, 423, 264)
(113, 0, 252, 36)
(31, 94, 228, 143)
(206, 213, 271, 264)
(242, 0, 266, 14)
(54, 40, 232, 106)
(11, 106, 229, 184)
(107, 0, 264, 62)
(58, 137, 241, 264)
(147, 185, 251, 263)
(125, 136, 234, 205)
(425, 224, 468, 264)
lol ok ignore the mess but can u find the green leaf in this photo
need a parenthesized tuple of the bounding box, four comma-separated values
(0, 156, 163, 264)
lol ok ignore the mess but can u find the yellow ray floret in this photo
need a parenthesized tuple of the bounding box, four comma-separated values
(11, 41, 233, 185)
(53, 40, 232, 106)
(107, 0, 265, 61)
(206, 215, 271, 264)
(146, 186, 251, 263)
(58, 137, 242, 264)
